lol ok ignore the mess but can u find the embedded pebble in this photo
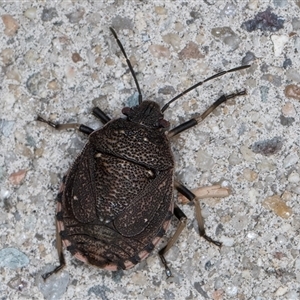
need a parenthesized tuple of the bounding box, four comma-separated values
(286, 68, 300, 82)
(288, 171, 300, 183)
(72, 52, 82, 63)
(275, 286, 288, 297)
(162, 33, 181, 51)
(261, 74, 282, 86)
(225, 285, 238, 297)
(243, 168, 258, 181)
(242, 51, 256, 65)
(155, 6, 167, 15)
(211, 27, 241, 50)
(271, 35, 289, 57)
(276, 234, 287, 245)
(1, 48, 14, 65)
(26, 72, 50, 97)
(158, 85, 175, 95)
(8, 169, 27, 185)
(240, 145, 256, 161)
(284, 84, 300, 100)
(262, 195, 292, 219)
(8, 275, 28, 291)
(248, 0, 259, 10)
(0, 119, 15, 137)
(228, 152, 242, 165)
(280, 115, 295, 126)
(251, 137, 283, 156)
(282, 102, 296, 116)
(292, 18, 300, 30)
(241, 7, 284, 32)
(41, 7, 58, 22)
(36, 265, 70, 300)
(194, 282, 209, 298)
(0, 248, 29, 269)
(111, 16, 133, 31)
(283, 152, 298, 168)
(1, 14, 19, 36)
(260, 86, 269, 102)
(220, 3, 237, 17)
(196, 150, 214, 171)
(24, 7, 37, 20)
(149, 45, 170, 58)
(66, 7, 85, 23)
(178, 41, 204, 59)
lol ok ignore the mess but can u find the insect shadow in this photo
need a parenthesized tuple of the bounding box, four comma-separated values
(38, 27, 250, 279)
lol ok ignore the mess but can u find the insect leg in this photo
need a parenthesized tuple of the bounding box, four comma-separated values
(92, 107, 111, 124)
(159, 205, 187, 278)
(37, 116, 94, 135)
(167, 90, 246, 138)
(42, 221, 66, 280)
(175, 181, 222, 247)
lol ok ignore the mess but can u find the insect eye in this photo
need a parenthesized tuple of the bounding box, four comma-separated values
(122, 107, 131, 116)
(158, 119, 170, 128)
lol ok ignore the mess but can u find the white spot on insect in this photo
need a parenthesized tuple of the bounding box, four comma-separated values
(73, 195, 78, 200)
(120, 130, 125, 134)
(147, 169, 154, 177)
(95, 153, 102, 158)
(144, 218, 148, 222)
(143, 137, 149, 142)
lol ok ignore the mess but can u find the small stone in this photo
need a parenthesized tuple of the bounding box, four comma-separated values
(8, 169, 27, 185)
(248, 0, 259, 10)
(194, 282, 209, 298)
(149, 44, 170, 58)
(178, 41, 204, 59)
(24, 8, 37, 20)
(228, 152, 242, 165)
(72, 52, 82, 63)
(0, 248, 29, 269)
(196, 150, 214, 171)
(158, 85, 176, 95)
(286, 69, 300, 83)
(241, 7, 284, 32)
(292, 18, 300, 30)
(275, 286, 288, 297)
(271, 35, 289, 57)
(282, 102, 296, 116)
(220, 236, 235, 246)
(283, 152, 298, 168)
(155, 6, 167, 15)
(66, 8, 85, 23)
(1, 48, 14, 65)
(211, 27, 241, 50)
(276, 234, 287, 245)
(251, 137, 283, 156)
(283, 58, 292, 69)
(284, 84, 300, 100)
(41, 7, 58, 22)
(1, 14, 19, 36)
(226, 285, 238, 297)
(262, 195, 292, 219)
(288, 171, 300, 183)
(162, 33, 181, 51)
(220, 3, 237, 17)
(242, 51, 256, 65)
(280, 115, 295, 126)
(212, 290, 224, 300)
(243, 168, 258, 181)
(8, 275, 28, 291)
(260, 86, 269, 102)
(240, 145, 255, 161)
(261, 74, 281, 86)
(111, 16, 133, 31)
(36, 265, 70, 300)
(0, 119, 15, 137)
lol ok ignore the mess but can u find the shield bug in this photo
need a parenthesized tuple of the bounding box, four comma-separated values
(38, 27, 250, 279)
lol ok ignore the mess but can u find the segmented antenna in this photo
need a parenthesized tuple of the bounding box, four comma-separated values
(110, 27, 143, 104)
(161, 65, 251, 113)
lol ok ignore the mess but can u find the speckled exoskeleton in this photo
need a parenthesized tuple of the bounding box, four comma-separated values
(38, 28, 250, 279)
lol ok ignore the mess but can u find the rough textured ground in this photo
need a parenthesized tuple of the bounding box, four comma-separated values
(1, 1, 300, 299)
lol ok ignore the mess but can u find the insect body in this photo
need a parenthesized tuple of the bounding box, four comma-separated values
(39, 28, 250, 279)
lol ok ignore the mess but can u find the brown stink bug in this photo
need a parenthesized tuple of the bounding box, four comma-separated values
(38, 28, 250, 279)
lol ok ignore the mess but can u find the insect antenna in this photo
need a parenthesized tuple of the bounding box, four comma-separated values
(110, 27, 143, 104)
(161, 65, 251, 113)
